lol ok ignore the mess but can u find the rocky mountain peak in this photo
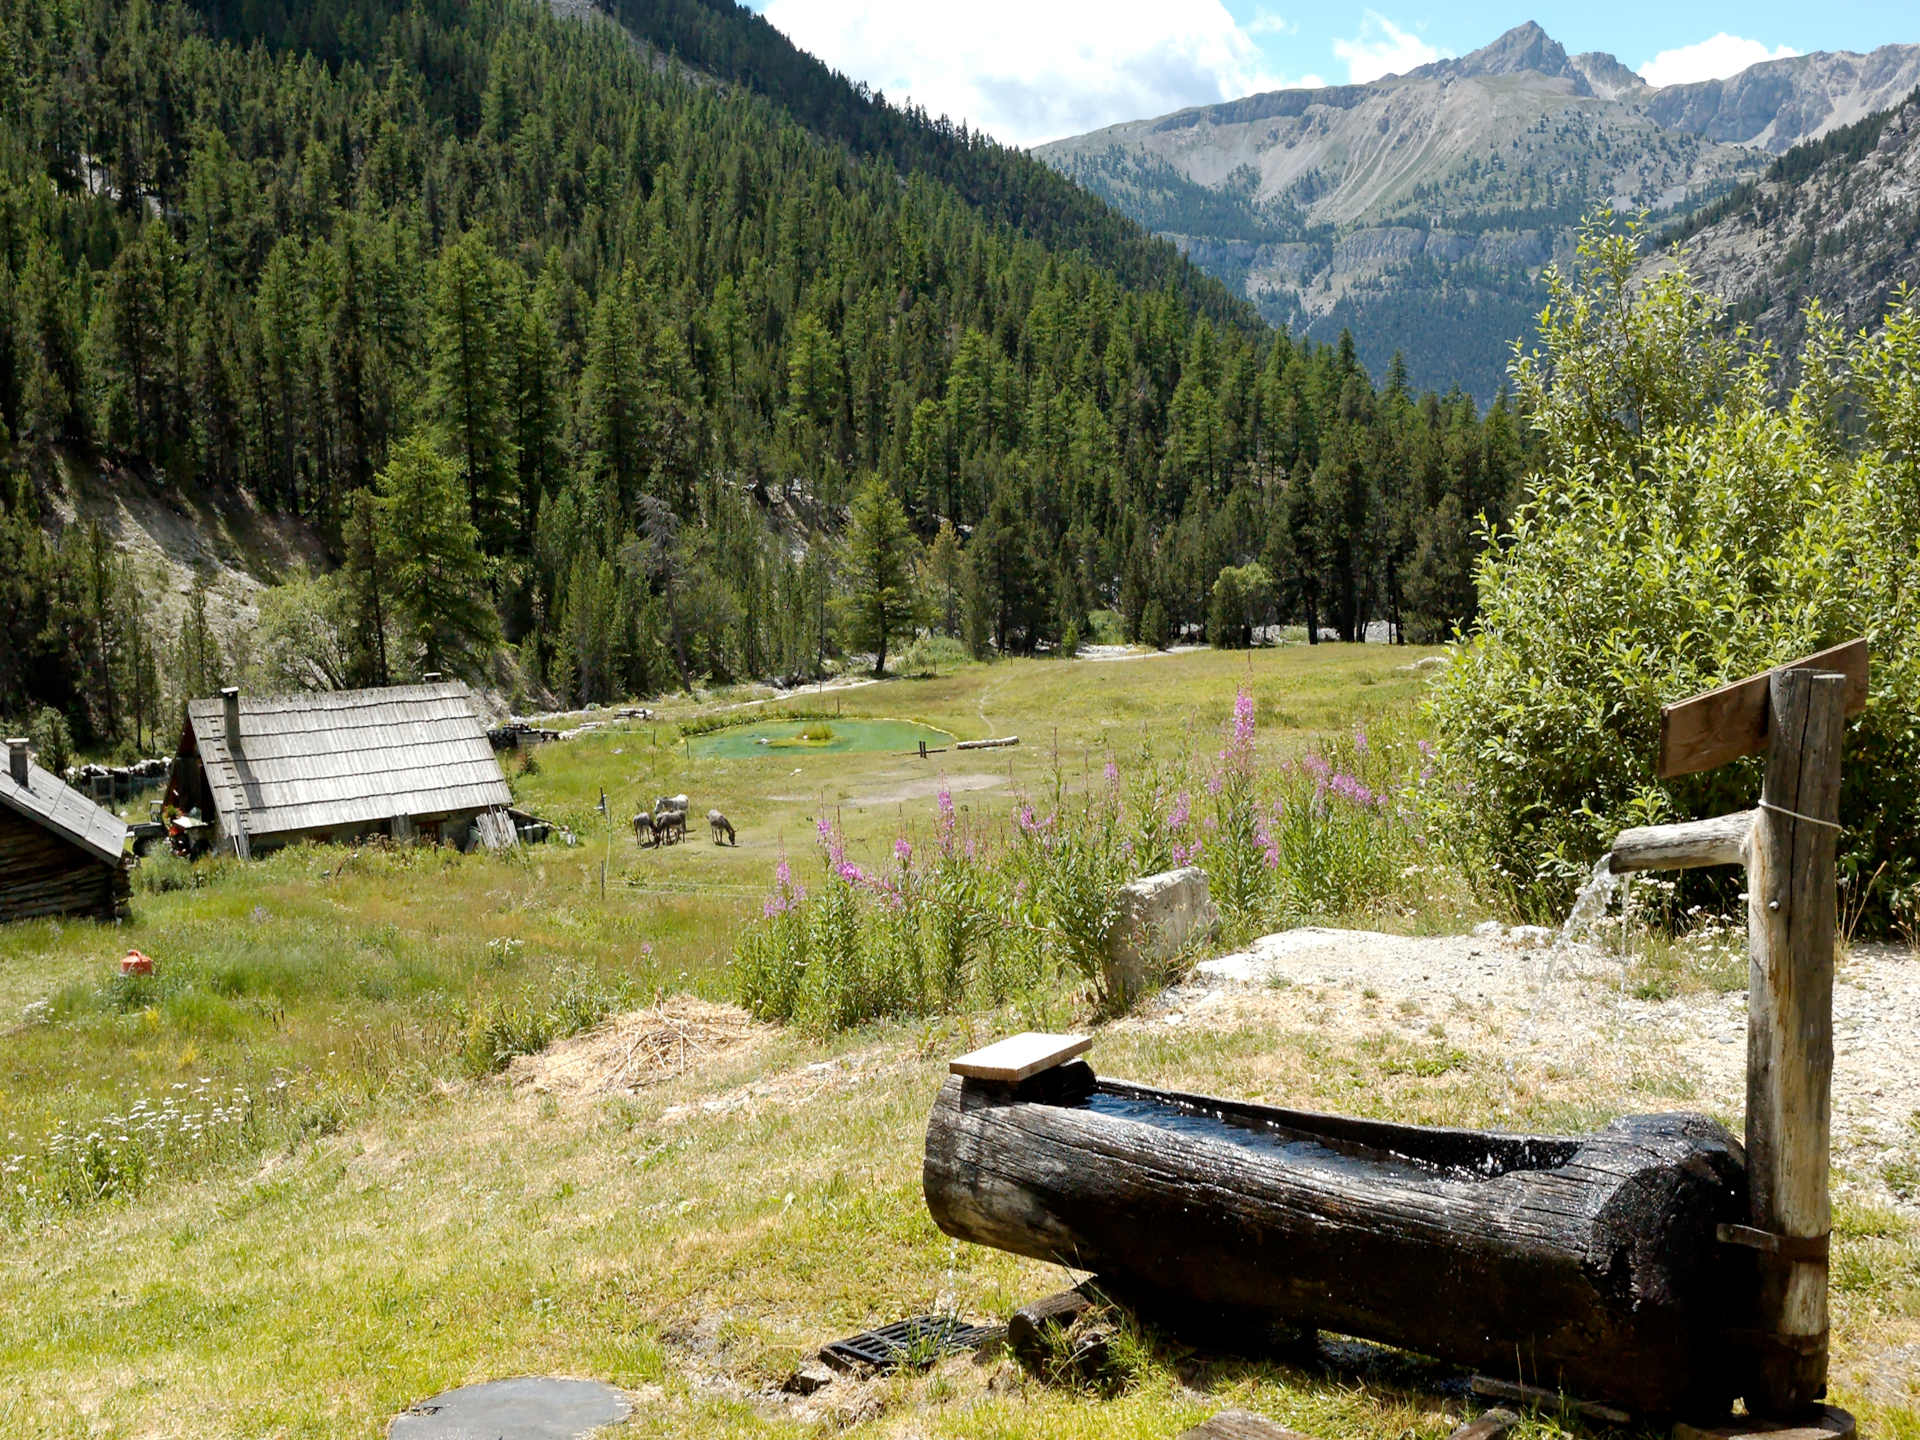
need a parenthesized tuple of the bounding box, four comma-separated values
(1442, 21, 1573, 81)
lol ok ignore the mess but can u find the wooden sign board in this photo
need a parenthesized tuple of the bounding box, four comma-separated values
(1657, 639, 1869, 779)
(949, 1032, 1089, 1082)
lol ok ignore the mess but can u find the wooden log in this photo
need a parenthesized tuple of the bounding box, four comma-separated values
(954, 735, 1020, 750)
(1006, 1287, 1095, 1370)
(1657, 640, 1867, 779)
(1610, 811, 1754, 873)
(1742, 668, 1845, 1414)
(924, 1064, 1749, 1416)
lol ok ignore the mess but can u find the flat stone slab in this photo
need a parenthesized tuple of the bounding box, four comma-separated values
(390, 1377, 630, 1439)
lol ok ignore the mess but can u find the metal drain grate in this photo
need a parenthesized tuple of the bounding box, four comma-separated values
(820, 1314, 1001, 1373)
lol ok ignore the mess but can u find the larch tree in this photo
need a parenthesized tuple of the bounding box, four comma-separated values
(845, 474, 919, 675)
(373, 434, 500, 680)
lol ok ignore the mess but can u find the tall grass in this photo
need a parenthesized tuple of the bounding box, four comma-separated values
(732, 689, 1440, 1029)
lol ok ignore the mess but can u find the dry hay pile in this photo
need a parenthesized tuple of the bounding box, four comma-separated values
(509, 996, 766, 1099)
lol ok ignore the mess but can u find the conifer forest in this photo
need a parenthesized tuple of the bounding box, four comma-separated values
(0, 0, 1526, 749)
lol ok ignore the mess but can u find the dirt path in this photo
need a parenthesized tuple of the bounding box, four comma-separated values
(1141, 926, 1920, 1205)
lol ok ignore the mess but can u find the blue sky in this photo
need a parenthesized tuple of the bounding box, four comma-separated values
(745, 1, 1918, 147)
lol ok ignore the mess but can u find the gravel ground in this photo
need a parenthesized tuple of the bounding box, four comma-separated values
(1141, 925, 1920, 1204)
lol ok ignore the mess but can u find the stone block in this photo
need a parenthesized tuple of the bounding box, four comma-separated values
(1104, 866, 1219, 1005)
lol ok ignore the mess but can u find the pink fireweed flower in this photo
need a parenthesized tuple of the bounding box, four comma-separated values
(774, 856, 793, 889)
(1103, 758, 1120, 787)
(1172, 839, 1201, 866)
(1017, 803, 1038, 834)
(1215, 685, 1258, 777)
(815, 815, 847, 867)
(1255, 819, 1281, 869)
(1166, 790, 1191, 833)
(1328, 772, 1376, 807)
(893, 836, 913, 865)
(1354, 724, 1368, 755)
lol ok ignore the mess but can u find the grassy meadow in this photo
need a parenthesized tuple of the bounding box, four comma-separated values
(3, 643, 1916, 1438)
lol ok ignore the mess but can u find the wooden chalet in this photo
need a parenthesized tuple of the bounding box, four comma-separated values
(165, 681, 516, 858)
(0, 738, 131, 922)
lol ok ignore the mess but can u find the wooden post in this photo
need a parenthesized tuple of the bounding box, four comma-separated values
(1743, 667, 1846, 1415)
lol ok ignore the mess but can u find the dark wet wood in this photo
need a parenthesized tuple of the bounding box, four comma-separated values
(925, 1065, 1750, 1416)
(1657, 639, 1866, 779)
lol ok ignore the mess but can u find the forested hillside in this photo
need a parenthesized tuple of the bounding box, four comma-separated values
(0, 0, 1523, 753)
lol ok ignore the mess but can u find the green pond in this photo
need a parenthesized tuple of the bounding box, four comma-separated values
(692, 717, 954, 759)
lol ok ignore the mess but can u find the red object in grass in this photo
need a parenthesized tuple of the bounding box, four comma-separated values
(120, 949, 154, 976)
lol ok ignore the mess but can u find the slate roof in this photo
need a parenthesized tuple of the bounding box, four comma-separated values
(0, 755, 129, 865)
(183, 682, 511, 843)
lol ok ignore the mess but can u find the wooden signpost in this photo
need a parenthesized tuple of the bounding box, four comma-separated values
(1611, 639, 1867, 1431)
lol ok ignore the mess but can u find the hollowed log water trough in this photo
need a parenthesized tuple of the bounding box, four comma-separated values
(922, 643, 1869, 1432)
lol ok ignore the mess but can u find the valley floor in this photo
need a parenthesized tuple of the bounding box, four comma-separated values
(2, 646, 1914, 1437)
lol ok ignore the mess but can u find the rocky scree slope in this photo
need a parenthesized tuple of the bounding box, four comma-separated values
(1644, 93, 1920, 368)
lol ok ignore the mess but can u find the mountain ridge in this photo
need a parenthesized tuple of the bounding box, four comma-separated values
(1036, 23, 1920, 397)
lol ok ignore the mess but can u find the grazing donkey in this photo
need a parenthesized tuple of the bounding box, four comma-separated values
(708, 809, 737, 845)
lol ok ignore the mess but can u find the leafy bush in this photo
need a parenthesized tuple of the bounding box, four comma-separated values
(892, 632, 970, 675)
(1429, 216, 1920, 928)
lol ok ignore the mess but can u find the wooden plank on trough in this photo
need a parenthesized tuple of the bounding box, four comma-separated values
(1176, 1410, 1321, 1440)
(949, 1031, 1090, 1082)
(1658, 639, 1868, 779)
(1671, 1405, 1855, 1439)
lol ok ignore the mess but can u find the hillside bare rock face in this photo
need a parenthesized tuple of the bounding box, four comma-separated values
(1037, 23, 1920, 399)
(1648, 46, 1920, 154)
(1643, 99, 1920, 366)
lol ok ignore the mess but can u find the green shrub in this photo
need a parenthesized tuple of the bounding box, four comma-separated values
(136, 852, 199, 894)
(1429, 216, 1920, 929)
(893, 632, 970, 675)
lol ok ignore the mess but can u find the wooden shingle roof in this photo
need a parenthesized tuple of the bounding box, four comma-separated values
(185, 682, 510, 842)
(0, 756, 129, 866)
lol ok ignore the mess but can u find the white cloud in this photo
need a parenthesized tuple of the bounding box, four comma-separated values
(1332, 11, 1444, 85)
(1248, 12, 1299, 38)
(756, 0, 1318, 148)
(1637, 34, 1800, 89)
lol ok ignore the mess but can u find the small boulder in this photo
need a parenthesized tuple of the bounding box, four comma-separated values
(1104, 867, 1220, 1007)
